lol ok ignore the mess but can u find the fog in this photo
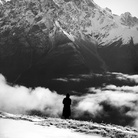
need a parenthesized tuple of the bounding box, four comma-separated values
(75, 88, 138, 127)
(0, 73, 138, 128)
(112, 72, 138, 83)
(0, 74, 64, 117)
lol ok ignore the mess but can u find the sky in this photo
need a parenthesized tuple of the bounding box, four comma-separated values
(94, 0, 138, 17)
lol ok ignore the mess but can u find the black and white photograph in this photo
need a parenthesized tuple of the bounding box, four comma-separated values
(0, 0, 138, 137)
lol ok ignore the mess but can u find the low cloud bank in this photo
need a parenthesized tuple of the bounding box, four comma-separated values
(113, 72, 138, 83)
(0, 74, 63, 117)
(105, 85, 138, 93)
(81, 86, 138, 127)
(0, 74, 138, 128)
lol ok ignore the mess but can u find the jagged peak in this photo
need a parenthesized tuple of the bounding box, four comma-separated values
(121, 12, 132, 17)
(0, 0, 138, 46)
(120, 12, 138, 21)
(120, 11, 138, 28)
(105, 7, 112, 13)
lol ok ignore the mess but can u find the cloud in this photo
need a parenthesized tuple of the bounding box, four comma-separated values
(0, 74, 64, 117)
(73, 94, 104, 118)
(0, 73, 138, 128)
(75, 91, 137, 113)
(113, 72, 138, 83)
(74, 87, 138, 127)
(125, 75, 138, 83)
(105, 85, 138, 93)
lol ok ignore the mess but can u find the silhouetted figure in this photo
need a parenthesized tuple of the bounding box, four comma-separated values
(62, 93, 71, 119)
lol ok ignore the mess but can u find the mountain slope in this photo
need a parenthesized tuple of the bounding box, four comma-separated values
(0, 119, 102, 138)
(0, 112, 138, 138)
(0, 0, 138, 86)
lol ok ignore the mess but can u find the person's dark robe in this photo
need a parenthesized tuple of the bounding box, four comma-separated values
(62, 97, 71, 119)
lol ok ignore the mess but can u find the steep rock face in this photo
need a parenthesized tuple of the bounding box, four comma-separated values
(0, 0, 138, 86)
(120, 12, 138, 27)
(0, 0, 103, 85)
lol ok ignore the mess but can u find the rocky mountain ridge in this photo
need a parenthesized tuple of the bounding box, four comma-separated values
(0, 0, 138, 86)
(53, 0, 138, 45)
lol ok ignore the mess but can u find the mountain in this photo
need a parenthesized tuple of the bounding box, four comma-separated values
(0, 0, 138, 87)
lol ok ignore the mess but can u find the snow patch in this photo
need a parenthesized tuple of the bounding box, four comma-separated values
(0, 119, 103, 138)
(55, 21, 75, 42)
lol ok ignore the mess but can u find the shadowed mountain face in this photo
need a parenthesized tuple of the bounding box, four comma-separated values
(99, 38, 138, 73)
(0, 0, 138, 87)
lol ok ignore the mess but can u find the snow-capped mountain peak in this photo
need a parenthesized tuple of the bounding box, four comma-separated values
(0, 0, 138, 83)
(51, 0, 138, 45)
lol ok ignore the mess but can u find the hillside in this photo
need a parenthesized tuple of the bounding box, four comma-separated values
(0, 111, 138, 138)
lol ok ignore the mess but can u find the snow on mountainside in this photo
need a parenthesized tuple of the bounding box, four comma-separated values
(0, 0, 138, 85)
(52, 0, 138, 45)
(0, 0, 138, 46)
(0, 111, 138, 138)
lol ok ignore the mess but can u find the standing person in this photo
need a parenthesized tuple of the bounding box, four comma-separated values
(62, 93, 71, 119)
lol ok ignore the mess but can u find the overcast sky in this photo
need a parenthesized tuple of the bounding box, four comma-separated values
(94, 0, 138, 17)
